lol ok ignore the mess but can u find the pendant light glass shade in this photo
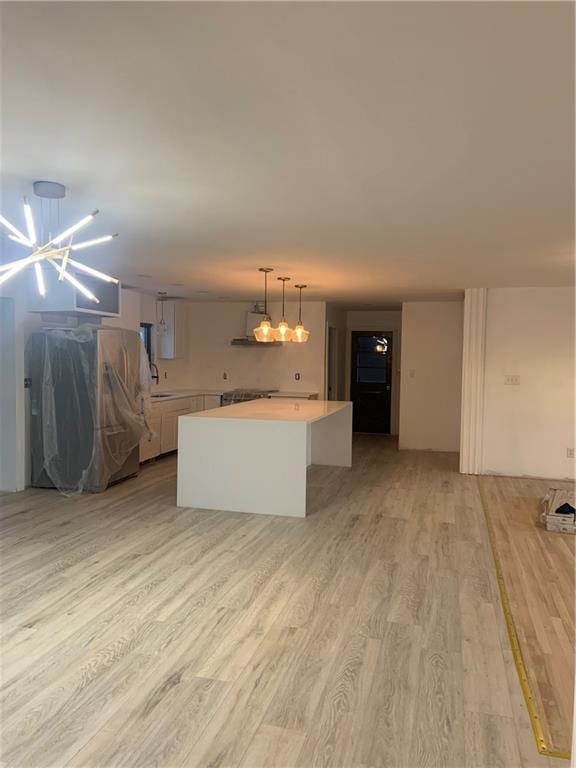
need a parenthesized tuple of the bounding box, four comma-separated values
(253, 268, 276, 342)
(271, 277, 294, 342)
(157, 291, 168, 336)
(254, 315, 274, 342)
(273, 318, 294, 342)
(292, 284, 310, 343)
(292, 321, 310, 343)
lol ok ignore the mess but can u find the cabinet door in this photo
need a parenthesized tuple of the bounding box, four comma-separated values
(140, 413, 162, 462)
(202, 395, 222, 411)
(160, 411, 179, 453)
(160, 407, 192, 453)
(156, 300, 175, 359)
(188, 395, 204, 413)
(156, 300, 187, 359)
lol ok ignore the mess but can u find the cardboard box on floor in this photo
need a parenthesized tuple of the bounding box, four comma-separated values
(541, 488, 576, 534)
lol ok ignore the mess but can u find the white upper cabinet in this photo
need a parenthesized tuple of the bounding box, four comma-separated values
(157, 299, 187, 359)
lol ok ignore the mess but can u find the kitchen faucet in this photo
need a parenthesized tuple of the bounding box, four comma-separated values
(150, 362, 159, 385)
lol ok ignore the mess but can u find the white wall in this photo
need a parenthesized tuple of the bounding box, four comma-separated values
(399, 301, 464, 452)
(325, 303, 347, 400)
(0, 297, 26, 491)
(186, 301, 326, 394)
(346, 310, 402, 434)
(482, 287, 574, 480)
(0, 279, 45, 490)
(102, 288, 141, 332)
(141, 296, 326, 395)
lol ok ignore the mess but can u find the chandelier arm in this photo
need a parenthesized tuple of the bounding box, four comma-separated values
(47, 258, 100, 303)
(8, 234, 33, 247)
(70, 234, 117, 251)
(0, 214, 32, 246)
(0, 253, 45, 285)
(34, 262, 46, 297)
(48, 210, 99, 247)
(23, 198, 37, 245)
(66, 257, 119, 284)
(58, 237, 73, 281)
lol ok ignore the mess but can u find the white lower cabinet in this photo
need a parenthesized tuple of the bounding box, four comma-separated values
(140, 412, 162, 462)
(140, 394, 220, 462)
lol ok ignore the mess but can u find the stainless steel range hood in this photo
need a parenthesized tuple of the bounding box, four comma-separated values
(230, 337, 281, 347)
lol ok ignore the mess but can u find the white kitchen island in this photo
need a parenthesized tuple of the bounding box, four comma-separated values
(177, 399, 352, 517)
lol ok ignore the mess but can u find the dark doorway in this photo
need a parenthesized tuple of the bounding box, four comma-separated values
(350, 331, 393, 433)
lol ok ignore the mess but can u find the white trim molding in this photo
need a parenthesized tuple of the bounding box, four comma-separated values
(459, 288, 487, 474)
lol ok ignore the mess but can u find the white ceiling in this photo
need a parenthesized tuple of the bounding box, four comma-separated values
(1, 2, 573, 304)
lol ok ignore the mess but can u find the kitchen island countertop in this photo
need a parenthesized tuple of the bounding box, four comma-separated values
(185, 398, 347, 423)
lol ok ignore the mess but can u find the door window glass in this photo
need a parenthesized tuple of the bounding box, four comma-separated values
(357, 367, 388, 383)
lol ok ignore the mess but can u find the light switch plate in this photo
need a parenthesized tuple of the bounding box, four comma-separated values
(504, 375, 520, 386)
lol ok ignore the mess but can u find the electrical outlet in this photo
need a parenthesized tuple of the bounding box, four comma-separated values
(164, 371, 167, 379)
(504, 375, 520, 386)
(567, 448, 575, 459)
(223, 372, 228, 380)
(295, 372, 301, 381)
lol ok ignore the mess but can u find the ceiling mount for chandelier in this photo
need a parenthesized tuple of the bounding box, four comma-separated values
(0, 181, 118, 303)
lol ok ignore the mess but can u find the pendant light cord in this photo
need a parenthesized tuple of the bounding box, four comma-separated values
(278, 276, 290, 318)
(295, 284, 307, 324)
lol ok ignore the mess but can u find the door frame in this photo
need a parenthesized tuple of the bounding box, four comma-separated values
(349, 330, 394, 434)
(325, 325, 339, 400)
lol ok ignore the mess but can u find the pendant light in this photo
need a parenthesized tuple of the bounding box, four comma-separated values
(292, 284, 310, 343)
(253, 267, 275, 342)
(157, 291, 168, 335)
(272, 277, 294, 342)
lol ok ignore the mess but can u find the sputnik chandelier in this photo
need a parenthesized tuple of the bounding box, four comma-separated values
(0, 181, 118, 304)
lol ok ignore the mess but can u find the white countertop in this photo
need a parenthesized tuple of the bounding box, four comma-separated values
(182, 398, 351, 424)
(270, 391, 318, 399)
(150, 388, 224, 401)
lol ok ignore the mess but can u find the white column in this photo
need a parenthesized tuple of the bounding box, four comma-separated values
(459, 288, 487, 474)
(0, 296, 26, 491)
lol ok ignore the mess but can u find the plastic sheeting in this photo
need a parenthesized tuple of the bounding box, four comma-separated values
(28, 325, 152, 493)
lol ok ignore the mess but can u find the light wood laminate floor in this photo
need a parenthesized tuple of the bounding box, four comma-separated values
(479, 476, 575, 756)
(0, 437, 571, 767)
